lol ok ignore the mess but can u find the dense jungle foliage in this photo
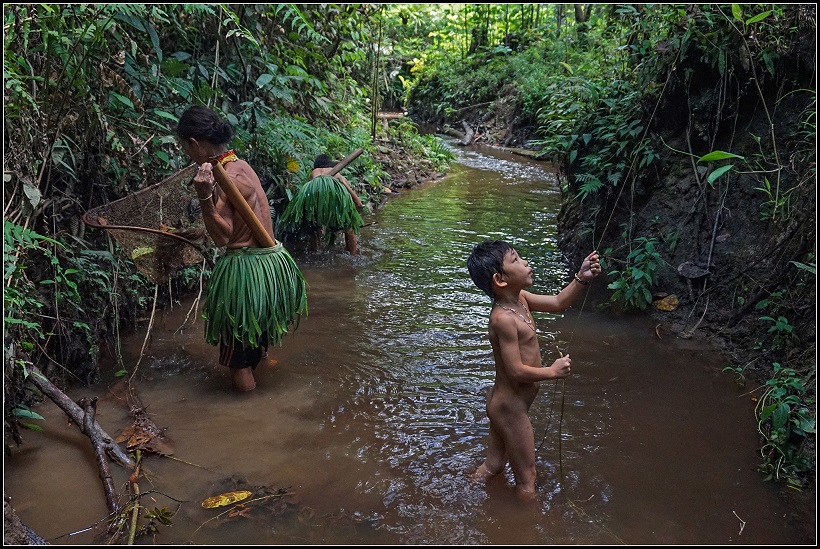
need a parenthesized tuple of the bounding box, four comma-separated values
(3, 2, 815, 509)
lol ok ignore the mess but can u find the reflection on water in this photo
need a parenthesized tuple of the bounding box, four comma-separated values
(4, 141, 814, 545)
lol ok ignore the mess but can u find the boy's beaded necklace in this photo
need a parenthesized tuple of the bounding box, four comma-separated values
(494, 300, 536, 332)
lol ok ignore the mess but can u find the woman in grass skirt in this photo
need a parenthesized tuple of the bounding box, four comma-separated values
(177, 105, 307, 392)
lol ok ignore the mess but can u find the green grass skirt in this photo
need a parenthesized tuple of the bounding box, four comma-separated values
(278, 175, 363, 243)
(204, 243, 308, 348)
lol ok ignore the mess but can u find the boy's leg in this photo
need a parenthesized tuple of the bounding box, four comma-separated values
(501, 411, 538, 501)
(472, 386, 507, 482)
(220, 339, 265, 393)
(472, 422, 507, 482)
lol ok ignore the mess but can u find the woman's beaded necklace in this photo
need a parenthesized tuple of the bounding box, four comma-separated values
(494, 300, 536, 332)
(215, 149, 238, 165)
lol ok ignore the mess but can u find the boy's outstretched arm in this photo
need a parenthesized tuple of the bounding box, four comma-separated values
(525, 250, 602, 313)
(495, 315, 572, 382)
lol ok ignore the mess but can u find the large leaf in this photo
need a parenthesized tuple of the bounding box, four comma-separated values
(697, 150, 744, 162)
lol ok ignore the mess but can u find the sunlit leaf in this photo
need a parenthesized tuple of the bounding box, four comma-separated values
(653, 294, 679, 311)
(201, 490, 253, 509)
(746, 11, 772, 25)
(731, 4, 743, 21)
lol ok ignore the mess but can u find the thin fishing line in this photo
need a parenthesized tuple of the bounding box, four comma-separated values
(534, 52, 679, 544)
(546, 42, 679, 449)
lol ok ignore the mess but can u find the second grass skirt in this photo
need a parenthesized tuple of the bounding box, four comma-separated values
(278, 175, 363, 243)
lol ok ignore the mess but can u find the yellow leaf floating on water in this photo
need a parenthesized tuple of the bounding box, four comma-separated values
(201, 490, 253, 509)
(654, 294, 680, 311)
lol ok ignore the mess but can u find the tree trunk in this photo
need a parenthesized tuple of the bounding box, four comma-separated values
(460, 120, 475, 146)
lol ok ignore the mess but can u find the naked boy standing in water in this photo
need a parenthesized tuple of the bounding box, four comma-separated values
(466, 240, 601, 501)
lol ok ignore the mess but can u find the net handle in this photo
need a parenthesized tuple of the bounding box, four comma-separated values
(81, 211, 208, 254)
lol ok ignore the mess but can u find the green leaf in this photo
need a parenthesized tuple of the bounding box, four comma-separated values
(698, 151, 744, 162)
(153, 109, 178, 121)
(731, 4, 743, 21)
(772, 403, 789, 430)
(707, 164, 734, 185)
(21, 423, 44, 432)
(13, 407, 44, 420)
(745, 11, 772, 25)
(111, 91, 134, 108)
(790, 261, 816, 275)
(256, 73, 274, 88)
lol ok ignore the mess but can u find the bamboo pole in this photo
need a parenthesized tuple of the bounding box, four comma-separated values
(327, 148, 364, 177)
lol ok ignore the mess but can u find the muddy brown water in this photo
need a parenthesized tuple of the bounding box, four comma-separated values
(5, 142, 815, 545)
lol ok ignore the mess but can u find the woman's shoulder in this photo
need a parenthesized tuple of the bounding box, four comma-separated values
(226, 158, 260, 180)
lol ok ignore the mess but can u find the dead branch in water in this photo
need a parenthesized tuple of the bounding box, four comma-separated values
(25, 365, 135, 470)
(79, 397, 119, 514)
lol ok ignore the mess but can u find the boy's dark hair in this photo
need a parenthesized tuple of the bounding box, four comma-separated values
(176, 105, 234, 145)
(314, 154, 335, 169)
(467, 240, 513, 298)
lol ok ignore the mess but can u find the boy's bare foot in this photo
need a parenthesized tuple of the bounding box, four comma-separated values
(470, 462, 498, 483)
(515, 486, 538, 504)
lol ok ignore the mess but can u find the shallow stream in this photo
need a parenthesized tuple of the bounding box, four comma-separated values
(4, 142, 814, 545)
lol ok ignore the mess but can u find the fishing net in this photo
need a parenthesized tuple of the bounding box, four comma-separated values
(277, 175, 363, 244)
(82, 164, 212, 283)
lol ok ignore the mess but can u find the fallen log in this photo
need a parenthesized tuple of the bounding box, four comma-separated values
(26, 365, 135, 470)
(79, 397, 119, 514)
(4, 493, 48, 545)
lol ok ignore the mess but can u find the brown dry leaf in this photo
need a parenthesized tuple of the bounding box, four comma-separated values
(126, 432, 153, 448)
(201, 490, 253, 509)
(654, 294, 680, 311)
(115, 425, 136, 444)
(142, 435, 175, 456)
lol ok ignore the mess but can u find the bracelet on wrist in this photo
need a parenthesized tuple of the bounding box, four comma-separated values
(574, 273, 588, 286)
(198, 182, 217, 201)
